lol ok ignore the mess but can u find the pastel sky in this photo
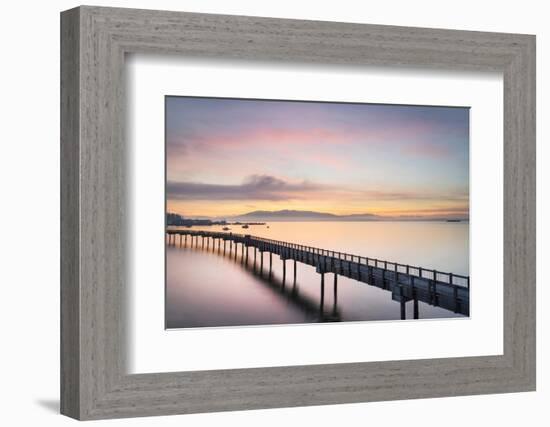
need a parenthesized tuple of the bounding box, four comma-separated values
(166, 96, 469, 219)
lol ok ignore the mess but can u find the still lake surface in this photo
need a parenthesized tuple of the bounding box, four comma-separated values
(166, 221, 469, 329)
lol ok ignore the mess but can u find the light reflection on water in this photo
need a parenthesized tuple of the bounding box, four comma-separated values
(166, 221, 469, 329)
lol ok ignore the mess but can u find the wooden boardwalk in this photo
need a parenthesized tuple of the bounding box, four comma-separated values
(166, 229, 470, 318)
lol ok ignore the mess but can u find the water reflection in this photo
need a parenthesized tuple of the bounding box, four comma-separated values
(168, 235, 341, 324)
(166, 221, 468, 329)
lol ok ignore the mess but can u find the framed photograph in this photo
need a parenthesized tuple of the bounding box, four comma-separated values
(61, 6, 536, 420)
(164, 96, 471, 328)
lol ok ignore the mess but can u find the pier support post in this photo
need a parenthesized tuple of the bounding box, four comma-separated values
(293, 260, 297, 286)
(282, 259, 286, 285)
(254, 248, 257, 270)
(223, 240, 226, 255)
(260, 251, 264, 275)
(400, 300, 406, 320)
(334, 273, 338, 306)
(269, 252, 272, 278)
(413, 297, 419, 319)
(320, 273, 325, 315)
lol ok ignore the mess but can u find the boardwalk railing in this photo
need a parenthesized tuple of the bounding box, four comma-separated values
(245, 235, 470, 289)
(166, 229, 470, 317)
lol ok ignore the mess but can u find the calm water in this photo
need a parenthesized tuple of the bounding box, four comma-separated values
(166, 221, 469, 328)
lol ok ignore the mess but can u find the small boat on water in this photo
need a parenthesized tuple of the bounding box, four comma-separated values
(242, 224, 249, 229)
(446, 219, 461, 223)
(222, 226, 230, 231)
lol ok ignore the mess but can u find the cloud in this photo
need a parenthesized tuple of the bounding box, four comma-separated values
(167, 174, 469, 210)
(167, 174, 326, 201)
(399, 140, 453, 159)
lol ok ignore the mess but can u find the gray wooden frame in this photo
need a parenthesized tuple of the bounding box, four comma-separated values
(60, 5, 536, 420)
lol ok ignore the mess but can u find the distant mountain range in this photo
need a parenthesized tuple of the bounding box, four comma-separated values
(213, 209, 467, 222)
(166, 209, 468, 223)
(229, 209, 377, 221)
(211, 209, 406, 222)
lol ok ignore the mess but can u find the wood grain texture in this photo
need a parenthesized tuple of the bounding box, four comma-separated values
(60, 5, 536, 420)
(60, 7, 80, 419)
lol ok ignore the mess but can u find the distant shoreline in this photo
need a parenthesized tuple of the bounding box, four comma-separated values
(166, 218, 469, 228)
(167, 209, 468, 226)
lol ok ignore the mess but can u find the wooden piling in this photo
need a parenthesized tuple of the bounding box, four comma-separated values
(320, 273, 325, 315)
(333, 273, 338, 306)
(260, 251, 264, 274)
(453, 285, 459, 313)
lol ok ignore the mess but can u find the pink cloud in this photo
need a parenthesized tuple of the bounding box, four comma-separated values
(400, 140, 452, 158)
(168, 120, 443, 155)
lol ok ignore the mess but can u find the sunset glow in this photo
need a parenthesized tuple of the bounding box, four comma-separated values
(166, 97, 469, 220)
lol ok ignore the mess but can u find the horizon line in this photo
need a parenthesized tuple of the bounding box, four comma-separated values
(166, 210, 469, 221)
